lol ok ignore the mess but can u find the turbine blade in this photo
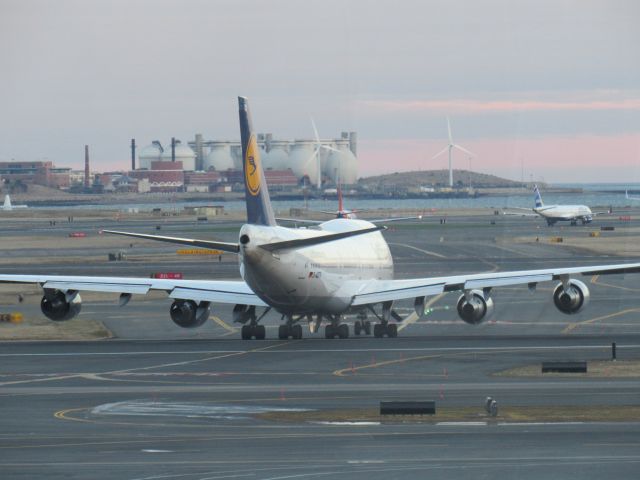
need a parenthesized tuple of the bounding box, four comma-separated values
(321, 144, 339, 152)
(447, 116, 453, 144)
(431, 146, 449, 160)
(453, 144, 475, 157)
(310, 117, 320, 144)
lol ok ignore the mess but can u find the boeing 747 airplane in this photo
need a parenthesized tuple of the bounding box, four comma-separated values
(1, 98, 640, 340)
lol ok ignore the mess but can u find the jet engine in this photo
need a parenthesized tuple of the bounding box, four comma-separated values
(456, 290, 494, 325)
(40, 289, 82, 321)
(553, 279, 590, 315)
(169, 299, 211, 328)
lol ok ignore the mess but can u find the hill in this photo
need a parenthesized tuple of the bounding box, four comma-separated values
(359, 169, 525, 189)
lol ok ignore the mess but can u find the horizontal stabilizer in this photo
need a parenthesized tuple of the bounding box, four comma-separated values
(259, 225, 385, 252)
(103, 230, 240, 253)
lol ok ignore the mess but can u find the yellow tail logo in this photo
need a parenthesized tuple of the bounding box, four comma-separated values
(245, 134, 261, 196)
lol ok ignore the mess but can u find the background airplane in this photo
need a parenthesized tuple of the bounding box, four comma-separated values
(626, 190, 640, 201)
(504, 185, 606, 226)
(1, 98, 640, 341)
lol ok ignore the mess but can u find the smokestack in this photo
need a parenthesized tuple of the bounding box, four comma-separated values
(194, 133, 203, 171)
(171, 137, 176, 162)
(131, 139, 136, 170)
(84, 145, 90, 189)
(349, 131, 357, 157)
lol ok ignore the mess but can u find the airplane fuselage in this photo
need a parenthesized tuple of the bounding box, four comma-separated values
(534, 205, 593, 224)
(239, 219, 393, 314)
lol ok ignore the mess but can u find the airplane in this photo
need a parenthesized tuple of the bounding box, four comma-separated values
(1, 195, 28, 211)
(2, 97, 640, 341)
(278, 184, 423, 225)
(504, 185, 603, 226)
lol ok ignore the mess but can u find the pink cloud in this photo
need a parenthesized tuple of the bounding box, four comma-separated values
(358, 133, 640, 183)
(361, 98, 640, 114)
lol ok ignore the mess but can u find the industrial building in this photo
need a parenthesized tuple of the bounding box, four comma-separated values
(0, 161, 71, 189)
(129, 131, 358, 193)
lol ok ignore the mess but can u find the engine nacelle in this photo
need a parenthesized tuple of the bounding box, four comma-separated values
(170, 300, 210, 328)
(553, 279, 590, 315)
(41, 290, 82, 322)
(456, 289, 494, 325)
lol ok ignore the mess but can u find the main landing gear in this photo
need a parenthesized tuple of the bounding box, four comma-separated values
(235, 305, 270, 340)
(321, 314, 349, 339)
(278, 314, 304, 339)
(367, 302, 400, 338)
(354, 312, 371, 336)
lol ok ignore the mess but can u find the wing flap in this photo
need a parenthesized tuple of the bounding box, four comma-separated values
(170, 286, 267, 306)
(44, 281, 151, 294)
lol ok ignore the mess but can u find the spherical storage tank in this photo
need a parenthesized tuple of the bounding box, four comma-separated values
(289, 140, 319, 185)
(204, 141, 234, 171)
(325, 139, 357, 184)
(138, 142, 163, 169)
(262, 140, 290, 171)
(161, 141, 196, 171)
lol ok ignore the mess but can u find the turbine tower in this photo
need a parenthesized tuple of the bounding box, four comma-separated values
(309, 117, 338, 190)
(432, 117, 475, 188)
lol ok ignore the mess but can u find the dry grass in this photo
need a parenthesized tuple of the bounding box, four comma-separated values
(494, 360, 640, 378)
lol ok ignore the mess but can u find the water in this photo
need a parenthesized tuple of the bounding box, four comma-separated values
(30, 183, 640, 212)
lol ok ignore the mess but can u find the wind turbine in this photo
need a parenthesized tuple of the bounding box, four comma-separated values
(431, 117, 475, 188)
(308, 117, 338, 190)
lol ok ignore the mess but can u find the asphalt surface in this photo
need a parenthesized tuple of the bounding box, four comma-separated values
(1, 211, 640, 479)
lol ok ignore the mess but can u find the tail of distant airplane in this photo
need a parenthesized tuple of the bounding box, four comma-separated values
(239, 96, 276, 226)
(534, 185, 544, 208)
(3, 195, 11, 211)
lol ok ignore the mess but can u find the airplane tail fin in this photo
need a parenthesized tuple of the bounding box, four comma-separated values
(3, 195, 11, 210)
(238, 96, 276, 226)
(534, 185, 544, 208)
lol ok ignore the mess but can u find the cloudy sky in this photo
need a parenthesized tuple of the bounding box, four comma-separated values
(1, 0, 639, 182)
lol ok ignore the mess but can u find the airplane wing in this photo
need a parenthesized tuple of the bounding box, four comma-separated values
(276, 217, 324, 225)
(369, 215, 423, 223)
(347, 262, 640, 306)
(502, 211, 539, 217)
(0, 274, 267, 306)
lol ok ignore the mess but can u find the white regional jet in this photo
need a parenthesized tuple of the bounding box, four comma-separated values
(505, 185, 599, 226)
(2, 97, 640, 340)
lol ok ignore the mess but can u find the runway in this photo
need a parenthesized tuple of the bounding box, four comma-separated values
(1, 212, 640, 478)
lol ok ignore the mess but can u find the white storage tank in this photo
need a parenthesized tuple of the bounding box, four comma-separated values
(204, 141, 234, 171)
(326, 139, 358, 184)
(138, 141, 163, 169)
(262, 140, 289, 170)
(289, 140, 319, 186)
(161, 140, 196, 171)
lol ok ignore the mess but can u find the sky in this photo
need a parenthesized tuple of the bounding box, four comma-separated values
(1, 0, 639, 183)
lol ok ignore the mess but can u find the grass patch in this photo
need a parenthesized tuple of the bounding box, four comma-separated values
(494, 360, 640, 378)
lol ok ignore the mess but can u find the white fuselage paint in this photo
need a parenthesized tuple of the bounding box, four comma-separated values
(534, 205, 593, 223)
(238, 219, 393, 314)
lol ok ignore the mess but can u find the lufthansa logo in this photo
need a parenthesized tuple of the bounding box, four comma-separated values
(245, 135, 261, 196)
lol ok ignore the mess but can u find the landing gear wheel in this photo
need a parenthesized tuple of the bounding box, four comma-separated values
(338, 324, 349, 339)
(373, 323, 384, 338)
(354, 321, 362, 336)
(254, 325, 266, 340)
(325, 324, 335, 339)
(291, 324, 303, 340)
(241, 325, 251, 340)
(387, 323, 398, 338)
(364, 321, 372, 335)
(278, 325, 290, 340)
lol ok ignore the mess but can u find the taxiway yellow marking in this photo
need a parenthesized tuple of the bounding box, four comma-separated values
(562, 308, 640, 334)
(398, 293, 446, 331)
(388, 242, 447, 258)
(211, 315, 238, 336)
